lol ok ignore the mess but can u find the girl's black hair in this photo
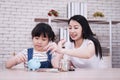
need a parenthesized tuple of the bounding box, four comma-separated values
(31, 23, 55, 41)
(68, 15, 102, 59)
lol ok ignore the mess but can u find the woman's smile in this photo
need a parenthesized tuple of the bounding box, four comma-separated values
(70, 33, 77, 39)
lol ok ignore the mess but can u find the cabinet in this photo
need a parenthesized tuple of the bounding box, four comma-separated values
(34, 17, 120, 68)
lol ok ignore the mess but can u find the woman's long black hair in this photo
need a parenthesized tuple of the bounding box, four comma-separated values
(68, 15, 102, 59)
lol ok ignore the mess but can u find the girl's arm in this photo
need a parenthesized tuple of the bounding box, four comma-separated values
(5, 53, 27, 69)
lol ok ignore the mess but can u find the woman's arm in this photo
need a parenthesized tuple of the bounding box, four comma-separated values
(5, 53, 27, 69)
(61, 40, 95, 59)
(51, 53, 63, 68)
(50, 40, 65, 68)
(45, 40, 95, 59)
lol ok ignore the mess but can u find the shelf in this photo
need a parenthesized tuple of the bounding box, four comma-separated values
(34, 17, 120, 24)
(34, 17, 68, 23)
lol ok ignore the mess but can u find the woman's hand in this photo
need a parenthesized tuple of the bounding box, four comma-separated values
(44, 42, 60, 53)
(44, 39, 66, 54)
(58, 39, 66, 48)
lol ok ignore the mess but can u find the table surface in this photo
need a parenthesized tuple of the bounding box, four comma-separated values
(0, 67, 120, 80)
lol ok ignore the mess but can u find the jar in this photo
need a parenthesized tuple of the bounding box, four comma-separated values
(59, 59, 70, 72)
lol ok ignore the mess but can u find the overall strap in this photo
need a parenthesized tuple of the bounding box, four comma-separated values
(40, 50, 52, 68)
(46, 50, 52, 61)
(27, 48, 33, 61)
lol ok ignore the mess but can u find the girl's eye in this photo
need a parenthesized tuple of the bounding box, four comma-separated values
(35, 37, 39, 40)
(42, 38, 47, 41)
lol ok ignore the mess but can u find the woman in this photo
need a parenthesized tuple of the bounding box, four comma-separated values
(45, 15, 105, 68)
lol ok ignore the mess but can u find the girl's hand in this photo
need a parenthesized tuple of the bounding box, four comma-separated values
(15, 53, 27, 63)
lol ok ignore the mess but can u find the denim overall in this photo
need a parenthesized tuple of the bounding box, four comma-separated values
(27, 48, 53, 68)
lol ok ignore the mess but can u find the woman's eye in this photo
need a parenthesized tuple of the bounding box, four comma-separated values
(69, 27, 72, 29)
(74, 26, 79, 29)
(75, 27, 78, 29)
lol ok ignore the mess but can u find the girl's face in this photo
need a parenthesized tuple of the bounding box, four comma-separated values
(68, 20, 83, 41)
(32, 34, 49, 52)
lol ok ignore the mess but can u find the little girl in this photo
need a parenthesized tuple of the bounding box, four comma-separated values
(5, 23, 60, 69)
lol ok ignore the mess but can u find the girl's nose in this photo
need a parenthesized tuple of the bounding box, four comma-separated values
(38, 40, 42, 44)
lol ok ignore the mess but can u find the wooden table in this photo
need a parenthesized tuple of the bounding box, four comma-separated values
(0, 67, 120, 80)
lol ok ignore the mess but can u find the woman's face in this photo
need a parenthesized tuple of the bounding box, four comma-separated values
(68, 20, 83, 41)
(32, 34, 49, 52)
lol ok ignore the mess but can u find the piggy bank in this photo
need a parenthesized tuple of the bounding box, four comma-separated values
(28, 58, 41, 71)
